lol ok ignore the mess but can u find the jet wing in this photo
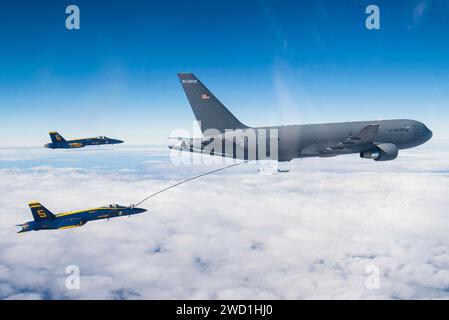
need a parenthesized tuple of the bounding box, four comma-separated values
(318, 124, 380, 155)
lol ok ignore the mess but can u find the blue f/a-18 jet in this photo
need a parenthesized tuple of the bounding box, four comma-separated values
(17, 202, 147, 232)
(44, 131, 124, 149)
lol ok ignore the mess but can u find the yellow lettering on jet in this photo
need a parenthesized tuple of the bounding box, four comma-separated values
(37, 209, 47, 218)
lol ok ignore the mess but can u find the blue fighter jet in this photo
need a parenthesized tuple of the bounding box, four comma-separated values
(44, 131, 124, 149)
(17, 202, 147, 232)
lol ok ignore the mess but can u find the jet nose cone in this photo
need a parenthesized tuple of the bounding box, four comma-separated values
(133, 208, 147, 214)
(44, 143, 50, 148)
(423, 125, 433, 141)
(427, 127, 433, 139)
(116, 139, 124, 144)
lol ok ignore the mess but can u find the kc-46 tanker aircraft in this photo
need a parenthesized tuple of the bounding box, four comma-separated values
(170, 73, 432, 162)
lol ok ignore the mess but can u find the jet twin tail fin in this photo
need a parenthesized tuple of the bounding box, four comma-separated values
(49, 132, 66, 144)
(28, 202, 56, 222)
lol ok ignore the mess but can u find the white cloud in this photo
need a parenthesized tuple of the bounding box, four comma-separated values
(405, 0, 433, 30)
(0, 141, 448, 299)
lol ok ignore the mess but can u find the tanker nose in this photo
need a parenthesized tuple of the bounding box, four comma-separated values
(423, 124, 433, 142)
(425, 126, 433, 140)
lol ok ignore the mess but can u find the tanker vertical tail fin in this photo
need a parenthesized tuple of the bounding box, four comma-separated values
(177, 73, 248, 135)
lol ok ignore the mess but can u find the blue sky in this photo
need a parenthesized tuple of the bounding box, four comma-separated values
(0, 0, 448, 146)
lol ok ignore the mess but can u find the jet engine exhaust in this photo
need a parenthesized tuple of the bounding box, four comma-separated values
(360, 149, 381, 160)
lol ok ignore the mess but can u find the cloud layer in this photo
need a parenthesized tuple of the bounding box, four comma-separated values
(0, 142, 448, 299)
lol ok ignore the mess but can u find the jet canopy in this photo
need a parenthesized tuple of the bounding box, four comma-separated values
(106, 204, 127, 209)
